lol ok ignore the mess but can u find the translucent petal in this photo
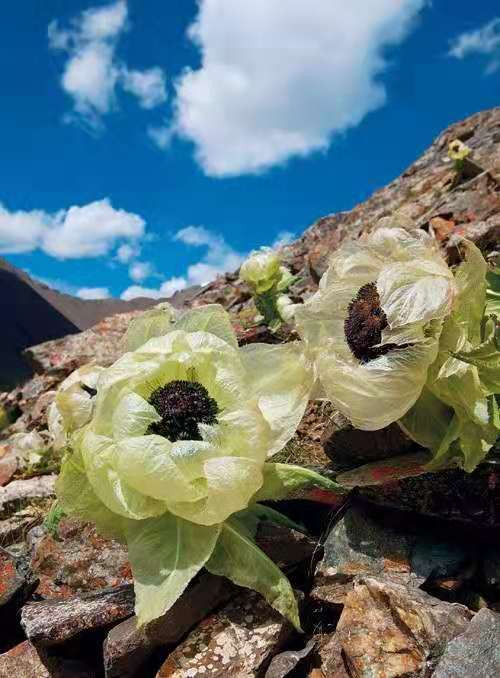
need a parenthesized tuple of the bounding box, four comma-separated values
(125, 513, 220, 626)
(318, 338, 439, 430)
(175, 304, 238, 349)
(240, 342, 314, 456)
(167, 457, 264, 526)
(378, 259, 454, 328)
(123, 303, 176, 351)
(114, 435, 201, 503)
(112, 392, 160, 440)
(80, 430, 165, 520)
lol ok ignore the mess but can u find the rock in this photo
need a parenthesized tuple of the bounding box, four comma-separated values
(0, 510, 44, 548)
(0, 447, 17, 487)
(256, 522, 317, 569)
(0, 475, 56, 519)
(104, 574, 234, 678)
(31, 519, 131, 599)
(0, 641, 51, 678)
(156, 590, 294, 677)
(264, 639, 315, 678)
(21, 584, 134, 646)
(313, 634, 349, 678)
(335, 577, 472, 677)
(360, 465, 500, 526)
(335, 451, 432, 488)
(433, 608, 500, 677)
(0, 547, 28, 609)
(312, 504, 473, 606)
(322, 414, 414, 473)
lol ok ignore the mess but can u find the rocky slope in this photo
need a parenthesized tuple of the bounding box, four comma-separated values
(0, 108, 499, 677)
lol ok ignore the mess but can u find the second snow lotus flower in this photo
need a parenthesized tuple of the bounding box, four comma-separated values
(56, 304, 336, 628)
(295, 227, 455, 430)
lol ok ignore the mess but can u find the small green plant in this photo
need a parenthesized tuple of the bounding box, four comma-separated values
(239, 249, 297, 330)
(448, 139, 471, 172)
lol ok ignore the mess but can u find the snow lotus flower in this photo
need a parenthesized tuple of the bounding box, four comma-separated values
(47, 364, 104, 451)
(448, 139, 471, 163)
(56, 304, 335, 627)
(295, 227, 455, 430)
(296, 228, 499, 471)
(240, 249, 282, 293)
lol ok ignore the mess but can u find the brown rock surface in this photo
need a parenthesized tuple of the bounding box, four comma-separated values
(335, 577, 473, 677)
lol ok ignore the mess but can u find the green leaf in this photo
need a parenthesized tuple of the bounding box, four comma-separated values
(206, 520, 301, 630)
(56, 451, 127, 543)
(43, 501, 65, 537)
(452, 316, 500, 395)
(253, 463, 344, 502)
(486, 266, 500, 317)
(175, 305, 238, 348)
(453, 240, 487, 344)
(399, 387, 455, 452)
(240, 503, 306, 534)
(125, 513, 221, 626)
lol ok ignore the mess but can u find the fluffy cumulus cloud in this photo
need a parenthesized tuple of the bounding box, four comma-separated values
(48, 1, 166, 129)
(448, 17, 500, 74)
(77, 287, 111, 299)
(128, 260, 156, 282)
(168, 0, 426, 176)
(0, 199, 144, 260)
(120, 225, 245, 300)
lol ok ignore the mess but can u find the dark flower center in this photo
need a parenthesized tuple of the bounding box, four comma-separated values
(147, 380, 219, 442)
(344, 282, 402, 363)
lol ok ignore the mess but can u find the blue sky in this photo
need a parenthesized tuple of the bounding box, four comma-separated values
(1, 0, 499, 300)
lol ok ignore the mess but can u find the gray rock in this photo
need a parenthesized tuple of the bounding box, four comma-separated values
(264, 640, 315, 678)
(21, 584, 134, 646)
(335, 576, 473, 677)
(0, 547, 27, 608)
(433, 608, 500, 678)
(0, 641, 51, 678)
(0, 476, 56, 518)
(312, 504, 472, 606)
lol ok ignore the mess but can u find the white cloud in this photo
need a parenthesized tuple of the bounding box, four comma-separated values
(272, 230, 295, 248)
(171, 0, 426, 177)
(448, 17, 500, 73)
(116, 242, 138, 263)
(0, 198, 145, 260)
(120, 276, 187, 301)
(120, 225, 245, 300)
(121, 67, 167, 109)
(77, 286, 111, 299)
(147, 123, 173, 149)
(129, 260, 155, 282)
(49, 1, 166, 129)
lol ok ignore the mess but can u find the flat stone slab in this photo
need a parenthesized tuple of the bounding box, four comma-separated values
(156, 590, 294, 677)
(21, 584, 134, 646)
(433, 608, 500, 678)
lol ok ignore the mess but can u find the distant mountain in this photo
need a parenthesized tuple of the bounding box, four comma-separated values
(0, 258, 198, 389)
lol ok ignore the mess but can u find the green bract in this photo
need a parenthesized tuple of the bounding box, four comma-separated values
(240, 249, 281, 293)
(56, 304, 338, 628)
(400, 242, 499, 471)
